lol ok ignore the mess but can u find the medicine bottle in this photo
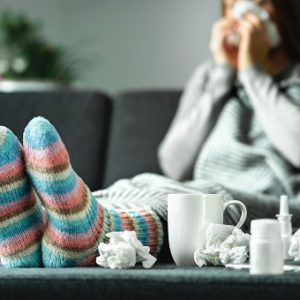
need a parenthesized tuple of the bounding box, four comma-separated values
(250, 219, 283, 275)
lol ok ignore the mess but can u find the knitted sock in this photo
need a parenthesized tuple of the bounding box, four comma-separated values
(0, 126, 44, 267)
(23, 117, 163, 268)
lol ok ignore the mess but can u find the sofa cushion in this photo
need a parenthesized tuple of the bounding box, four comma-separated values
(1, 263, 300, 300)
(0, 90, 112, 191)
(103, 90, 181, 187)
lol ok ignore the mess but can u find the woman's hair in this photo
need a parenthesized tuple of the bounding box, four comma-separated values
(221, 0, 300, 62)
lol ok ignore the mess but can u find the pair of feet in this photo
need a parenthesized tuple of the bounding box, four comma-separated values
(0, 117, 163, 268)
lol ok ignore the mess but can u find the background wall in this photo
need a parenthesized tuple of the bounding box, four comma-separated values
(0, 0, 219, 93)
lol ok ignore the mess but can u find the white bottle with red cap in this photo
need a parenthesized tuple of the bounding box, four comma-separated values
(250, 219, 283, 275)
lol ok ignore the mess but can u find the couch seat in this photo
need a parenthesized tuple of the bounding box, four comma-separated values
(1, 263, 300, 300)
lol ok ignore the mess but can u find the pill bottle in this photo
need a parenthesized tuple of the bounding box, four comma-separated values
(250, 219, 283, 275)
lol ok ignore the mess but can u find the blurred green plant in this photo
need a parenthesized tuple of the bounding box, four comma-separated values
(0, 10, 81, 84)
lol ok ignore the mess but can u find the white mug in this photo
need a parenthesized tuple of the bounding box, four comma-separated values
(168, 194, 247, 266)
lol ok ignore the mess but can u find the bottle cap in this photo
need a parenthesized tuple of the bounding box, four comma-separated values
(251, 219, 281, 237)
(279, 195, 289, 216)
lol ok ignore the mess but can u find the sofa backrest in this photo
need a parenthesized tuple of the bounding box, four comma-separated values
(0, 90, 111, 191)
(103, 90, 181, 188)
(0, 89, 181, 192)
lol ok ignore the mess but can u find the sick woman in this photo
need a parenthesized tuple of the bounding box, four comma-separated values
(0, 0, 299, 268)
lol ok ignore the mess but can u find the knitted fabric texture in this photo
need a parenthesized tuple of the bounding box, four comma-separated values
(23, 117, 163, 268)
(92, 63, 300, 228)
(193, 78, 300, 198)
(0, 126, 44, 267)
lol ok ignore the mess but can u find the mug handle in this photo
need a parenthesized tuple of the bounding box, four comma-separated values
(224, 200, 247, 229)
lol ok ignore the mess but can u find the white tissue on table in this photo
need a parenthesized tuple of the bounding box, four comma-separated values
(289, 229, 300, 261)
(96, 231, 157, 269)
(194, 223, 250, 267)
(226, 1, 281, 48)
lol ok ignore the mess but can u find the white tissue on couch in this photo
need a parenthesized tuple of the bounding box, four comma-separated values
(289, 229, 300, 261)
(219, 246, 248, 265)
(220, 227, 250, 249)
(194, 223, 250, 267)
(205, 224, 234, 249)
(96, 231, 157, 269)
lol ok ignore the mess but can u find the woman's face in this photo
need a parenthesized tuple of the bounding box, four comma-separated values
(223, 0, 276, 22)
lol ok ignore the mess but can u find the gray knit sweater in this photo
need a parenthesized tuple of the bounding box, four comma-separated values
(158, 60, 300, 225)
(94, 60, 300, 228)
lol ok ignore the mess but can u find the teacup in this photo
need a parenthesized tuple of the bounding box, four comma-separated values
(167, 194, 247, 266)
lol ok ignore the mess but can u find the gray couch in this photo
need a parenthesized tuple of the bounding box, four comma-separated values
(0, 89, 179, 190)
(0, 89, 299, 300)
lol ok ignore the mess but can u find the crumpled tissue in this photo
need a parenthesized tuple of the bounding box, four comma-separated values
(194, 223, 250, 267)
(289, 229, 300, 261)
(96, 231, 157, 269)
(228, 1, 281, 48)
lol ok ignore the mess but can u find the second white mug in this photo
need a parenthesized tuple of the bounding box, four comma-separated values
(167, 194, 247, 266)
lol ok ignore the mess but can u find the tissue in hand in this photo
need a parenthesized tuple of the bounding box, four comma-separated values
(96, 231, 157, 269)
(226, 1, 281, 48)
(194, 223, 250, 267)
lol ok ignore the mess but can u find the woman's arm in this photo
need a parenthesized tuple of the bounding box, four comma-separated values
(239, 64, 300, 167)
(158, 61, 236, 181)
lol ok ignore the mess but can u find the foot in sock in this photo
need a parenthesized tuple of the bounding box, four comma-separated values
(0, 126, 44, 267)
(23, 116, 163, 267)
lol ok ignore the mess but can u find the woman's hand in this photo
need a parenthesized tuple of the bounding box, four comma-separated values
(210, 17, 239, 68)
(238, 13, 271, 71)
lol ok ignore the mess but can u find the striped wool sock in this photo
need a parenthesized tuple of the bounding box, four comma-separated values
(23, 116, 163, 268)
(0, 126, 44, 267)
